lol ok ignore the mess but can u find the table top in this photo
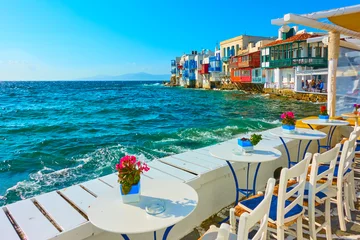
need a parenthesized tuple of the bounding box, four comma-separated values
(342, 113, 359, 118)
(87, 179, 198, 234)
(302, 119, 349, 126)
(269, 127, 327, 140)
(209, 144, 282, 163)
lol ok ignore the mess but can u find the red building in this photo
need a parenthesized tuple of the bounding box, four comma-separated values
(230, 51, 261, 83)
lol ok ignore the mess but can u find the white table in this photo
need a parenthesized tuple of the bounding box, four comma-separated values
(302, 119, 349, 152)
(269, 127, 327, 168)
(209, 144, 281, 223)
(87, 179, 198, 240)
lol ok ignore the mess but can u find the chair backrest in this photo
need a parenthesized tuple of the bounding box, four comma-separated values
(277, 153, 312, 226)
(237, 178, 276, 240)
(309, 144, 341, 201)
(338, 132, 357, 184)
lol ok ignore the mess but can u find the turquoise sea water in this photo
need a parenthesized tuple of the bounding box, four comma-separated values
(0, 81, 319, 206)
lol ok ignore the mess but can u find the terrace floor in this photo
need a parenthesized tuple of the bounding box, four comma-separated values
(182, 165, 360, 240)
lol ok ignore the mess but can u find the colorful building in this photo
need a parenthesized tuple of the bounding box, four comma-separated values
(261, 26, 328, 90)
(229, 40, 273, 84)
(220, 35, 274, 81)
(195, 49, 214, 88)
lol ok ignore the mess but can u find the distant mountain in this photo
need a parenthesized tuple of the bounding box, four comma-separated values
(79, 72, 170, 81)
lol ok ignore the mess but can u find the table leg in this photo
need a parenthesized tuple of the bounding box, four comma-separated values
(219, 161, 252, 224)
(252, 163, 261, 195)
(162, 225, 174, 240)
(226, 161, 240, 205)
(297, 140, 302, 162)
(307, 124, 321, 152)
(329, 126, 337, 149)
(121, 234, 130, 240)
(303, 140, 313, 159)
(279, 137, 291, 168)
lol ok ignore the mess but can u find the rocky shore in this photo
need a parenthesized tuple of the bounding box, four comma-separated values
(163, 81, 327, 103)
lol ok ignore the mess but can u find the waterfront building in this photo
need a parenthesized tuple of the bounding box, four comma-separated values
(261, 26, 328, 91)
(170, 57, 181, 85)
(195, 49, 214, 88)
(220, 35, 274, 84)
(206, 47, 222, 89)
(229, 40, 273, 86)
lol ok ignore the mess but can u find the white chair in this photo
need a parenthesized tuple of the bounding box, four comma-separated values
(306, 143, 340, 240)
(334, 132, 357, 231)
(200, 178, 276, 240)
(234, 153, 312, 240)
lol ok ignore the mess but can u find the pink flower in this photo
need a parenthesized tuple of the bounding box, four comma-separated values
(130, 156, 136, 165)
(287, 112, 294, 118)
(115, 163, 123, 170)
(281, 113, 286, 119)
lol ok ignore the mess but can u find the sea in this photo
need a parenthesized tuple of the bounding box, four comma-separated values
(0, 81, 320, 206)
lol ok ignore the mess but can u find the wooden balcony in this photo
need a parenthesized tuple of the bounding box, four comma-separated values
(268, 57, 327, 68)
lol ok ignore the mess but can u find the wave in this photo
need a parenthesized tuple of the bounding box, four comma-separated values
(142, 83, 161, 87)
(0, 144, 154, 204)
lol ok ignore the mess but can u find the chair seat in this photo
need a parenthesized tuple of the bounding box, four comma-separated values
(237, 195, 303, 224)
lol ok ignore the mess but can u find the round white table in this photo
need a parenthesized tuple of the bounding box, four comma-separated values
(269, 127, 327, 168)
(209, 143, 281, 223)
(87, 179, 198, 240)
(302, 119, 349, 152)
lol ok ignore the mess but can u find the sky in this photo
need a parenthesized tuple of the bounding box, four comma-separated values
(0, 0, 358, 80)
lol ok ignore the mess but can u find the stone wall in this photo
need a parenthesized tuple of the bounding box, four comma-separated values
(264, 88, 327, 102)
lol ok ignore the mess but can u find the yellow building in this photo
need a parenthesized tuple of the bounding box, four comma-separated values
(220, 35, 273, 75)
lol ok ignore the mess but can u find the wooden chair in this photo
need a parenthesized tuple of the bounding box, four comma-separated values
(200, 178, 276, 240)
(306, 144, 340, 239)
(233, 153, 312, 240)
(334, 132, 357, 231)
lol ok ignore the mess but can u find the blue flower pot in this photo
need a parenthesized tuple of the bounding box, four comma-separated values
(319, 115, 329, 122)
(120, 181, 141, 203)
(282, 124, 295, 134)
(238, 139, 254, 153)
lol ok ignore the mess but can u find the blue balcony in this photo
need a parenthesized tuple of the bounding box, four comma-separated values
(189, 60, 197, 69)
(184, 61, 189, 69)
(171, 60, 176, 66)
(171, 69, 176, 74)
(183, 70, 189, 78)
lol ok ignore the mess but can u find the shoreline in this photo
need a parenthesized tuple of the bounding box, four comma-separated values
(163, 82, 327, 103)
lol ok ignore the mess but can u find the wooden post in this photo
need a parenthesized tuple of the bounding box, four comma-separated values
(327, 32, 340, 117)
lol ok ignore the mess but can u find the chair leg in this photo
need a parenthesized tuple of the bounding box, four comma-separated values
(337, 188, 347, 231)
(325, 198, 332, 240)
(296, 217, 303, 240)
(229, 208, 236, 234)
(350, 172, 357, 206)
(344, 182, 352, 221)
(308, 201, 316, 240)
(276, 226, 285, 240)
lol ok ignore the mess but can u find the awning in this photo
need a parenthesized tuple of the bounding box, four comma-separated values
(328, 12, 360, 32)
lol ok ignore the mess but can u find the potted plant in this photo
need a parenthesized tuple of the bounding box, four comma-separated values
(116, 155, 150, 203)
(354, 104, 360, 115)
(319, 105, 329, 122)
(238, 134, 262, 153)
(281, 111, 296, 134)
